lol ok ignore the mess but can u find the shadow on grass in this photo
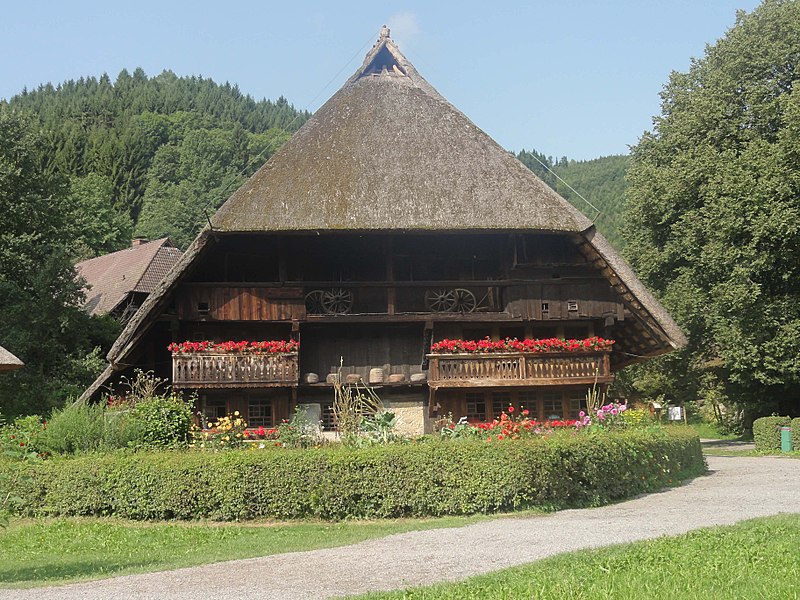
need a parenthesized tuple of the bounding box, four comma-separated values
(0, 559, 160, 587)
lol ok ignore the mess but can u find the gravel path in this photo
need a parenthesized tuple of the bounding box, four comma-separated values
(3, 456, 799, 600)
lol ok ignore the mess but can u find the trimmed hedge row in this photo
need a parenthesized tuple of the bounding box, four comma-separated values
(753, 416, 792, 452)
(793, 419, 800, 452)
(8, 429, 704, 521)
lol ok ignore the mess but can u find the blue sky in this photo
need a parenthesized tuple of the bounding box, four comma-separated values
(1, 1, 761, 160)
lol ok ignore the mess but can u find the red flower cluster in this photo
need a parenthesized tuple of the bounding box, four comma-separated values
(168, 340, 299, 354)
(243, 426, 279, 440)
(430, 336, 614, 354)
(469, 411, 578, 440)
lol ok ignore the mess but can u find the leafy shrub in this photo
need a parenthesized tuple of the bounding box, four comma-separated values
(130, 395, 193, 448)
(6, 428, 705, 521)
(752, 416, 791, 452)
(792, 418, 800, 452)
(39, 401, 108, 454)
(0, 415, 47, 456)
(620, 408, 651, 428)
(277, 406, 321, 449)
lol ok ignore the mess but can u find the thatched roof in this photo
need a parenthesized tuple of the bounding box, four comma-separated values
(82, 29, 686, 399)
(0, 345, 24, 372)
(76, 238, 182, 316)
(212, 33, 593, 233)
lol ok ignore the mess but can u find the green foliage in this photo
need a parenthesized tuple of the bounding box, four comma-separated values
(752, 416, 791, 452)
(624, 0, 800, 417)
(0, 111, 117, 417)
(276, 406, 321, 449)
(4, 429, 704, 521)
(0, 415, 46, 456)
(129, 395, 194, 448)
(6, 71, 308, 244)
(517, 150, 629, 248)
(792, 418, 800, 451)
(38, 401, 117, 455)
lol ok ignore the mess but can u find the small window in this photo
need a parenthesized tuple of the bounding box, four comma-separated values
(465, 392, 486, 422)
(541, 302, 549, 312)
(248, 398, 273, 428)
(491, 392, 512, 419)
(567, 300, 579, 312)
(517, 391, 537, 418)
(543, 393, 563, 420)
(197, 301, 210, 316)
(568, 397, 587, 420)
(320, 402, 335, 431)
(202, 398, 226, 423)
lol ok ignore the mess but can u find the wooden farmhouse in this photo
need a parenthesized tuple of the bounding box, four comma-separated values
(84, 29, 686, 434)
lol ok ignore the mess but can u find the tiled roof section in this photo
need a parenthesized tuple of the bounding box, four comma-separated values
(75, 239, 182, 316)
(135, 246, 183, 293)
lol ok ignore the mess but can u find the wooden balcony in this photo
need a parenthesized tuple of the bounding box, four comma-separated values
(426, 351, 612, 388)
(172, 353, 299, 389)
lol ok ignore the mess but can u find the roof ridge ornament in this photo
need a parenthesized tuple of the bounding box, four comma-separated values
(380, 25, 390, 40)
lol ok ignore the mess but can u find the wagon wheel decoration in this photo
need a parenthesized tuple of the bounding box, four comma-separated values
(320, 288, 353, 315)
(305, 290, 326, 315)
(425, 289, 457, 313)
(452, 288, 477, 313)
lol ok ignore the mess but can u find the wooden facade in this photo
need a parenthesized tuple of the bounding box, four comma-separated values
(159, 231, 627, 426)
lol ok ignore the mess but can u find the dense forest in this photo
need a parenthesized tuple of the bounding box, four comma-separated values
(6, 69, 310, 251)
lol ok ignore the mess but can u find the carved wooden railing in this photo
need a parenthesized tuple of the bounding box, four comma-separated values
(427, 351, 612, 388)
(172, 353, 299, 388)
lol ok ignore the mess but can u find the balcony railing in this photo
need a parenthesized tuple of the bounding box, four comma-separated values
(426, 351, 612, 388)
(173, 352, 299, 388)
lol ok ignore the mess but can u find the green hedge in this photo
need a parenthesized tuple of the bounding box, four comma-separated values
(6, 429, 704, 521)
(792, 418, 800, 452)
(753, 416, 792, 452)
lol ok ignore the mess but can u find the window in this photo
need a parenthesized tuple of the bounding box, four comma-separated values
(543, 392, 563, 420)
(202, 398, 227, 422)
(320, 402, 335, 431)
(465, 392, 486, 421)
(491, 392, 512, 419)
(248, 398, 273, 428)
(568, 395, 586, 419)
(567, 300, 579, 312)
(517, 391, 538, 419)
(197, 301, 210, 316)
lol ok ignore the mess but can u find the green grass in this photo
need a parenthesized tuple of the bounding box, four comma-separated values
(686, 421, 744, 441)
(0, 512, 542, 588)
(354, 514, 800, 600)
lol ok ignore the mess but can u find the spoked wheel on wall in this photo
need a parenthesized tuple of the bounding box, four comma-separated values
(425, 289, 457, 313)
(305, 290, 326, 315)
(320, 288, 353, 315)
(452, 288, 477, 312)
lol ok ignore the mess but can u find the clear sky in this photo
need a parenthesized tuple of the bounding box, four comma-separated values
(0, 0, 761, 160)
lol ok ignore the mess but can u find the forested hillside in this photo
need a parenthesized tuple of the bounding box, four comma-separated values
(6, 69, 309, 250)
(517, 150, 629, 248)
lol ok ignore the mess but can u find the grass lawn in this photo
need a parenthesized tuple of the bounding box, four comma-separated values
(0, 512, 542, 588)
(685, 421, 746, 441)
(354, 514, 800, 600)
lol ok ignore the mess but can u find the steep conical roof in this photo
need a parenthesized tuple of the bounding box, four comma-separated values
(212, 30, 593, 233)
